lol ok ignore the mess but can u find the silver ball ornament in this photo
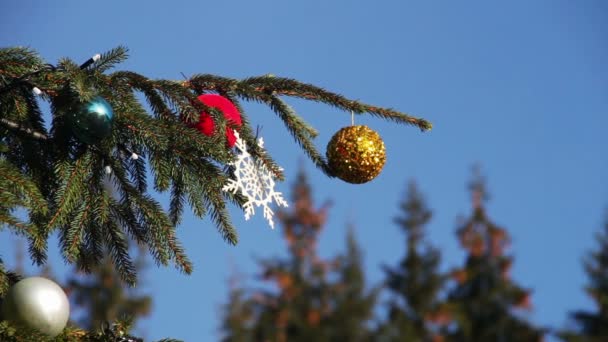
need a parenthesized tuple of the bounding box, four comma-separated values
(2, 277, 70, 337)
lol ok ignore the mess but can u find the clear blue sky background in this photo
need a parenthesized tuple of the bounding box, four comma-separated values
(1, 1, 607, 341)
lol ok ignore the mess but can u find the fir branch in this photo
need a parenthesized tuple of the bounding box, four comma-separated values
(187, 74, 240, 93)
(243, 76, 433, 131)
(26, 223, 49, 265)
(111, 71, 176, 121)
(220, 93, 285, 180)
(202, 167, 238, 245)
(179, 162, 210, 219)
(105, 158, 169, 266)
(118, 107, 169, 149)
(112, 197, 148, 245)
(149, 149, 172, 192)
(139, 193, 192, 273)
(0, 159, 48, 214)
(61, 199, 91, 263)
(0, 47, 43, 74)
(47, 151, 93, 230)
(189, 74, 432, 130)
(0, 212, 33, 235)
(169, 169, 186, 226)
(264, 94, 331, 175)
(103, 218, 138, 285)
(111, 161, 193, 273)
(129, 151, 148, 193)
(1, 46, 433, 298)
(89, 46, 129, 73)
(170, 140, 238, 243)
(154, 79, 201, 122)
(79, 220, 105, 274)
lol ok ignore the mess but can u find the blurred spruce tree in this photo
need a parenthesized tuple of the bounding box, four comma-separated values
(376, 181, 447, 342)
(220, 169, 377, 342)
(445, 168, 544, 342)
(561, 211, 608, 342)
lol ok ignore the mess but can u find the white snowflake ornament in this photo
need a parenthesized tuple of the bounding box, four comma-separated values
(222, 130, 288, 228)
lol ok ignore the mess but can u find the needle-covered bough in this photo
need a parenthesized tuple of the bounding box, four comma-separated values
(0, 46, 431, 340)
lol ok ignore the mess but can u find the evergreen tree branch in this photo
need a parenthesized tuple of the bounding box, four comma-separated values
(47, 151, 93, 229)
(108, 156, 193, 273)
(1, 46, 432, 308)
(169, 170, 186, 226)
(103, 219, 138, 286)
(243, 76, 433, 131)
(263, 94, 331, 175)
(221, 92, 285, 180)
(0, 159, 48, 215)
(199, 161, 238, 244)
(61, 199, 91, 263)
(89, 46, 129, 73)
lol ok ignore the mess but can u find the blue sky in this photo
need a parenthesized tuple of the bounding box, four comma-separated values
(1, 1, 607, 340)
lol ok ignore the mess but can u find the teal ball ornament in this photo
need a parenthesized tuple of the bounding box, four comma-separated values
(2, 277, 70, 337)
(69, 96, 114, 144)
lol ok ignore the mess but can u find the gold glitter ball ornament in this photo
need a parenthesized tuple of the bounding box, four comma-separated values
(326, 125, 386, 184)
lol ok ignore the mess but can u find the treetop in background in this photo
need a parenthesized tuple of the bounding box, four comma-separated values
(0, 46, 432, 284)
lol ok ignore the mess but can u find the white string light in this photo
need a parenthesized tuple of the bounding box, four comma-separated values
(79, 53, 101, 69)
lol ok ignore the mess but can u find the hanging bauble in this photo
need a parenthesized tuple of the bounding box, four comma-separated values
(326, 125, 386, 184)
(194, 94, 242, 147)
(1, 276, 70, 337)
(69, 96, 114, 144)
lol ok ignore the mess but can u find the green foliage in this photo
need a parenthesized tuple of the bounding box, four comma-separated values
(444, 169, 543, 342)
(0, 240, 152, 342)
(377, 181, 446, 342)
(561, 211, 608, 342)
(0, 46, 430, 286)
(220, 169, 377, 342)
(67, 247, 152, 331)
(0, 320, 179, 342)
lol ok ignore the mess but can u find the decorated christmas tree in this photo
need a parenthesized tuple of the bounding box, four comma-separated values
(376, 181, 447, 341)
(0, 46, 430, 340)
(561, 210, 608, 342)
(220, 169, 377, 342)
(445, 168, 543, 342)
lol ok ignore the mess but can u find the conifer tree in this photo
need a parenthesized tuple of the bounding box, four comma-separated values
(376, 181, 446, 342)
(221, 274, 254, 342)
(445, 168, 543, 342)
(66, 246, 152, 332)
(220, 169, 377, 342)
(0, 46, 429, 340)
(561, 210, 608, 342)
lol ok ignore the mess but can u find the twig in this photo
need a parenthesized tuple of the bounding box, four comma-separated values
(0, 118, 48, 140)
